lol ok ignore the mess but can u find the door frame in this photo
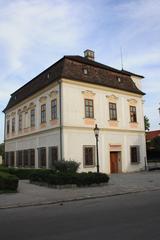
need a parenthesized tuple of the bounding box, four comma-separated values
(110, 151, 122, 173)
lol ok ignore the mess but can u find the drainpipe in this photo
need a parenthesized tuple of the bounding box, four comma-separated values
(3, 113, 6, 165)
(59, 79, 63, 161)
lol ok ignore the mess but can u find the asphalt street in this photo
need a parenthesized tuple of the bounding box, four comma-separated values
(1, 190, 160, 240)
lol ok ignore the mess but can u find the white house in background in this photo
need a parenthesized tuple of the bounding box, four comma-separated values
(3, 50, 147, 173)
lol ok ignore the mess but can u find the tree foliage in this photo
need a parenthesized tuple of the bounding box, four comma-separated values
(144, 115, 150, 131)
(151, 136, 160, 151)
(0, 143, 4, 159)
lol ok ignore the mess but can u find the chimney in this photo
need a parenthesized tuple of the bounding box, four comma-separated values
(84, 49, 95, 61)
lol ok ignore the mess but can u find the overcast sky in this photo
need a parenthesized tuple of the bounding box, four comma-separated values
(0, 0, 160, 142)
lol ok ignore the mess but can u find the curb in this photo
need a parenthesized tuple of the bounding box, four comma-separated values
(1, 188, 160, 210)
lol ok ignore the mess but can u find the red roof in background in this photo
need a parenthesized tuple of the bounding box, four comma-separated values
(146, 130, 160, 141)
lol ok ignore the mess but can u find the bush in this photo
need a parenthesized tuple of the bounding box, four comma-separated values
(30, 172, 110, 186)
(53, 160, 80, 173)
(0, 171, 19, 191)
(0, 168, 55, 180)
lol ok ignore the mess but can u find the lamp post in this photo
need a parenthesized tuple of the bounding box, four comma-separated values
(94, 124, 100, 173)
(158, 106, 160, 125)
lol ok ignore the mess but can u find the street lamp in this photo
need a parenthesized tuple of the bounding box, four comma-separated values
(94, 124, 100, 173)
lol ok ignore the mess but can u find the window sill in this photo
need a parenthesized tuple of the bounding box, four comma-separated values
(131, 162, 140, 165)
(40, 123, 46, 128)
(84, 118, 95, 125)
(129, 122, 138, 128)
(83, 164, 95, 168)
(108, 120, 118, 127)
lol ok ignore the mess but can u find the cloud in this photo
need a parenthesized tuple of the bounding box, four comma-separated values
(0, 0, 160, 142)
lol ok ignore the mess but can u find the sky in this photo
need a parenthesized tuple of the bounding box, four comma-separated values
(0, 0, 160, 142)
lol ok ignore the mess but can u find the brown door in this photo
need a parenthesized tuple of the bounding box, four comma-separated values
(110, 152, 119, 173)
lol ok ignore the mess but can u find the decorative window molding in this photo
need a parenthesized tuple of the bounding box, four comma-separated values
(23, 106, 28, 113)
(17, 109, 22, 115)
(106, 94, 118, 102)
(29, 102, 36, 109)
(39, 96, 47, 103)
(11, 111, 16, 117)
(127, 98, 137, 105)
(81, 90, 95, 98)
(49, 90, 58, 99)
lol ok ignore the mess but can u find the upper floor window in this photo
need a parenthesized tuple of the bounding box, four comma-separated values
(31, 109, 35, 127)
(83, 146, 95, 167)
(130, 146, 140, 163)
(51, 99, 57, 120)
(130, 106, 137, 123)
(41, 104, 46, 123)
(109, 102, 117, 120)
(12, 118, 15, 133)
(7, 120, 10, 134)
(85, 99, 94, 118)
(18, 114, 22, 131)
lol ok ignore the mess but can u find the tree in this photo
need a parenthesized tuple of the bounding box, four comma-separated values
(0, 143, 4, 159)
(144, 115, 150, 131)
(151, 136, 160, 151)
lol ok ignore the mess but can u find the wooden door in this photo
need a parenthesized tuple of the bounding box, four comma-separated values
(110, 152, 119, 173)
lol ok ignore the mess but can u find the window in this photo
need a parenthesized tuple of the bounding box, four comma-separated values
(30, 149, 35, 167)
(83, 146, 95, 167)
(12, 118, 15, 133)
(7, 120, 10, 134)
(49, 146, 58, 168)
(23, 150, 29, 167)
(109, 102, 117, 120)
(38, 147, 46, 168)
(19, 113, 22, 131)
(10, 152, 15, 167)
(31, 109, 35, 127)
(16, 150, 23, 167)
(51, 99, 57, 120)
(130, 106, 137, 123)
(5, 152, 9, 167)
(85, 99, 94, 118)
(41, 104, 46, 123)
(130, 146, 140, 163)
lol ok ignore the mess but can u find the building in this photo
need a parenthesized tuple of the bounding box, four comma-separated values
(146, 130, 160, 143)
(3, 50, 146, 173)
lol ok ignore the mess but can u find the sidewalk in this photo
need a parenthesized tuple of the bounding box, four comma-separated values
(1, 171, 160, 209)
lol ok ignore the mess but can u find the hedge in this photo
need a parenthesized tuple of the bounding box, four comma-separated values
(30, 172, 110, 187)
(0, 171, 19, 191)
(0, 168, 55, 180)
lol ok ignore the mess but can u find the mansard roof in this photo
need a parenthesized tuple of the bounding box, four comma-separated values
(3, 55, 145, 112)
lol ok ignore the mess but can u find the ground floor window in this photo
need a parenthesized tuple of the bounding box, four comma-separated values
(5, 152, 9, 167)
(130, 146, 140, 163)
(10, 151, 15, 167)
(23, 150, 29, 167)
(30, 149, 35, 167)
(83, 146, 95, 167)
(49, 146, 58, 168)
(38, 147, 46, 168)
(16, 151, 23, 167)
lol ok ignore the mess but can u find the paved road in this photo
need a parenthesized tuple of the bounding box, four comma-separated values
(1, 190, 160, 240)
(1, 171, 160, 208)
